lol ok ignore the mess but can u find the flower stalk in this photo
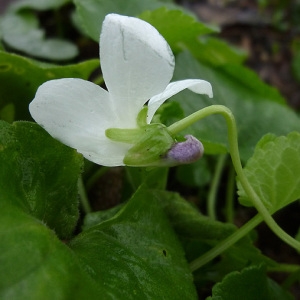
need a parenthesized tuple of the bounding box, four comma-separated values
(168, 104, 300, 271)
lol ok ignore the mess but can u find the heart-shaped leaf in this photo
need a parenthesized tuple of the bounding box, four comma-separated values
(238, 132, 300, 213)
(0, 121, 82, 238)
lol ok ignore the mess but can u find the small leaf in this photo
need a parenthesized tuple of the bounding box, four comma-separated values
(0, 121, 83, 238)
(1, 11, 78, 61)
(238, 132, 300, 213)
(209, 265, 293, 300)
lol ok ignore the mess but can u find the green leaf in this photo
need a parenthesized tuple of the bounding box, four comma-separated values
(153, 101, 185, 125)
(238, 132, 300, 213)
(73, 0, 179, 41)
(139, 9, 246, 65)
(155, 191, 236, 242)
(172, 51, 300, 161)
(153, 191, 277, 281)
(209, 265, 293, 300)
(0, 128, 196, 298)
(0, 51, 99, 121)
(196, 36, 247, 65)
(82, 204, 124, 230)
(210, 235, 278, 283)
(71, 187, 197, 299)
(139, 8, 217, 54)
(0, 205, 108, 300)
(1, 11, 78, 61)
(0, 121, 83, 238)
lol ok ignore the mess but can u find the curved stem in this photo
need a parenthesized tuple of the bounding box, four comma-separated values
(168, 105, 300, 253)
(207, 154, 227, 220)
(190, 213, 263, 271)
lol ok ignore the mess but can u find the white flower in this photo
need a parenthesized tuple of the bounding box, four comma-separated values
(29, 13, 212, 167)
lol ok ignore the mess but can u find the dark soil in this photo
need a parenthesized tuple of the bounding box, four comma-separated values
(180, 0, 300, 110)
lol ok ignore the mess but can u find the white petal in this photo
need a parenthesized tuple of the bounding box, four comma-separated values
(147, 79, 213, 123)
(29, 78, 130, 166)
(100, 14, 175, 125)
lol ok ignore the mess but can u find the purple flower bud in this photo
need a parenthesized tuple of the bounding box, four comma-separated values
(166, 135, 204, 165)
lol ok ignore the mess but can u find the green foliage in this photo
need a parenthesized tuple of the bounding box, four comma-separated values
(0, 121, 82, 238)
(139, 8, 217, 54)
(154, 191, 276, 270)
(209, 264, 293, 300)
(0, 205, 105, 300)
(0, 121, 197, 298)
(1, 0, 299, 298)
(9, 0, 71, 10)
(1, 0, 77, 61)
(140, 8, 245, 65)
(0, 51, 98, 121)
(238, 132, 300, 213)
(73, 0, 179, 41)
(71, 188, 197, 299)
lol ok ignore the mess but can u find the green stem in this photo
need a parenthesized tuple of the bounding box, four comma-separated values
(207, 154, 227, 220)
(93, 75, 104, 85)
(86, 166, 108, 191)
(190, 213, 263, 271)
(225, 164, 236, 223)
(281, 269, 300, 289)
(268, 263, 300, 274)
(168, 105, 300, 254)
(78, 176, 92, 214)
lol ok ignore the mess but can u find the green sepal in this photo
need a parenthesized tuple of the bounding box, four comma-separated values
(105, 127, 143, 144)
(105, 107, 149, 144)
(124, 124, 174, 166)
(137, 106, 148, 127)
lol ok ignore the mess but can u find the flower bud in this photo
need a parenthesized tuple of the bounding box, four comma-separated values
(165, 135, 204, 165)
